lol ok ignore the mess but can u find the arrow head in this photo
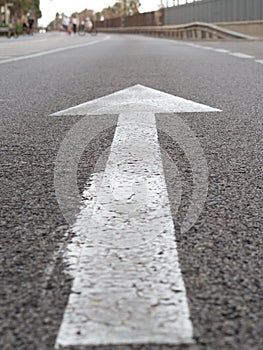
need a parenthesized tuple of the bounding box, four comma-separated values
(50, 85, 221, 116)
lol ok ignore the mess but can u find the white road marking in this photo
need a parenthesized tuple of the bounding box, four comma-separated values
(185, 44, 260, 64)
(186, 43, 202, 48)
(199, 46, 214, 50)
(56, 112, 194, 347)
(213, 48, 230, 53)
(52, 85, 221, 347)
(229, 52, 254, 59)
(0, 36, 110, 65)
(51, 84, 221, 116)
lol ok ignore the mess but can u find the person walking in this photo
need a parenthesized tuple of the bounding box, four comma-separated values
(72, 17, 77, 34)
(7, 22, 13, 38)
(85, 17, 93, 33)
(62, 15, 70, 34)
(22, 21, 28, 35)
(28, 18, 34, 35)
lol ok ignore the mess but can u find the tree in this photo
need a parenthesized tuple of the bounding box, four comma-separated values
(9, 0, 42, 21)
(33, 0, 42, 19)
(102, 4, 121, 20)
(77, 8, 94, 21)
(101, 1, 141, 19)
(127, 0, 141, 15)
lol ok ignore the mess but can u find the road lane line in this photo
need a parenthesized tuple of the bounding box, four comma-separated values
(186, 43, 202, 48)
(212, 49, 230, 53)
(198, 46, 214, 50)
(55, 111, 195, 347)
(0, 36, 110, 65)
(229, 52, 254, 59)
(184, 44, 259, 63)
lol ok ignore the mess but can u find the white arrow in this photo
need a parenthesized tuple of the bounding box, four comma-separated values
(52, 85, 221, 348)
(51, 84, 220, 116)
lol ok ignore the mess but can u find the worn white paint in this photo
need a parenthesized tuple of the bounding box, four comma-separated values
(213, 48, 230, 53)
(53, 85, 221, 348)
(55, 111, 194, 347)
(51, 84, 221, 116)
(185, 44, 259, 63)
(197, 46, 214, 50)
(229, 52, 254, 59)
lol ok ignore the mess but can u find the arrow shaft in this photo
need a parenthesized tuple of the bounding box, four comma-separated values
(55, 112, 194, 347)
(74, 112, 172, 248)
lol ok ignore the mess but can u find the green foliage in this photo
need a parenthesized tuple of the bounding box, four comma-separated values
(12, 0, 30, 12)
(34, 0, 42, 18)
(16, 23, 23, 33)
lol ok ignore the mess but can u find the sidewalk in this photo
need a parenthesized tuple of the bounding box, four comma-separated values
(0, 32, 99, 63)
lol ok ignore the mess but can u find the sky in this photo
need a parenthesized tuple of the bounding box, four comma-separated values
(39, 0, 162, 27)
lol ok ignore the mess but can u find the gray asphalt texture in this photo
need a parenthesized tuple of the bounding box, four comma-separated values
(0, 33, 262, 350)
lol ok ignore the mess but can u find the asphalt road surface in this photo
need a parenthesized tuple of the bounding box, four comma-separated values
(0, 32, 262, 350)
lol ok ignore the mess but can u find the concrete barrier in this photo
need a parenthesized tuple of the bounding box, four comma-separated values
(216, 20, 263, 38)
(98, 22, 256, 41)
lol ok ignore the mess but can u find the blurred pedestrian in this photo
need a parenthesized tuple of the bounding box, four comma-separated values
(22, 21, 28, 35)
(68, 19, 72, 35)
(85, 17, 93, 33)
(28, 18, 34, 35)
(80, 19, 85, 32)
(72, 17, 77, 34)
(62, 15, 70, 33)
(7, 22, 12, 38)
